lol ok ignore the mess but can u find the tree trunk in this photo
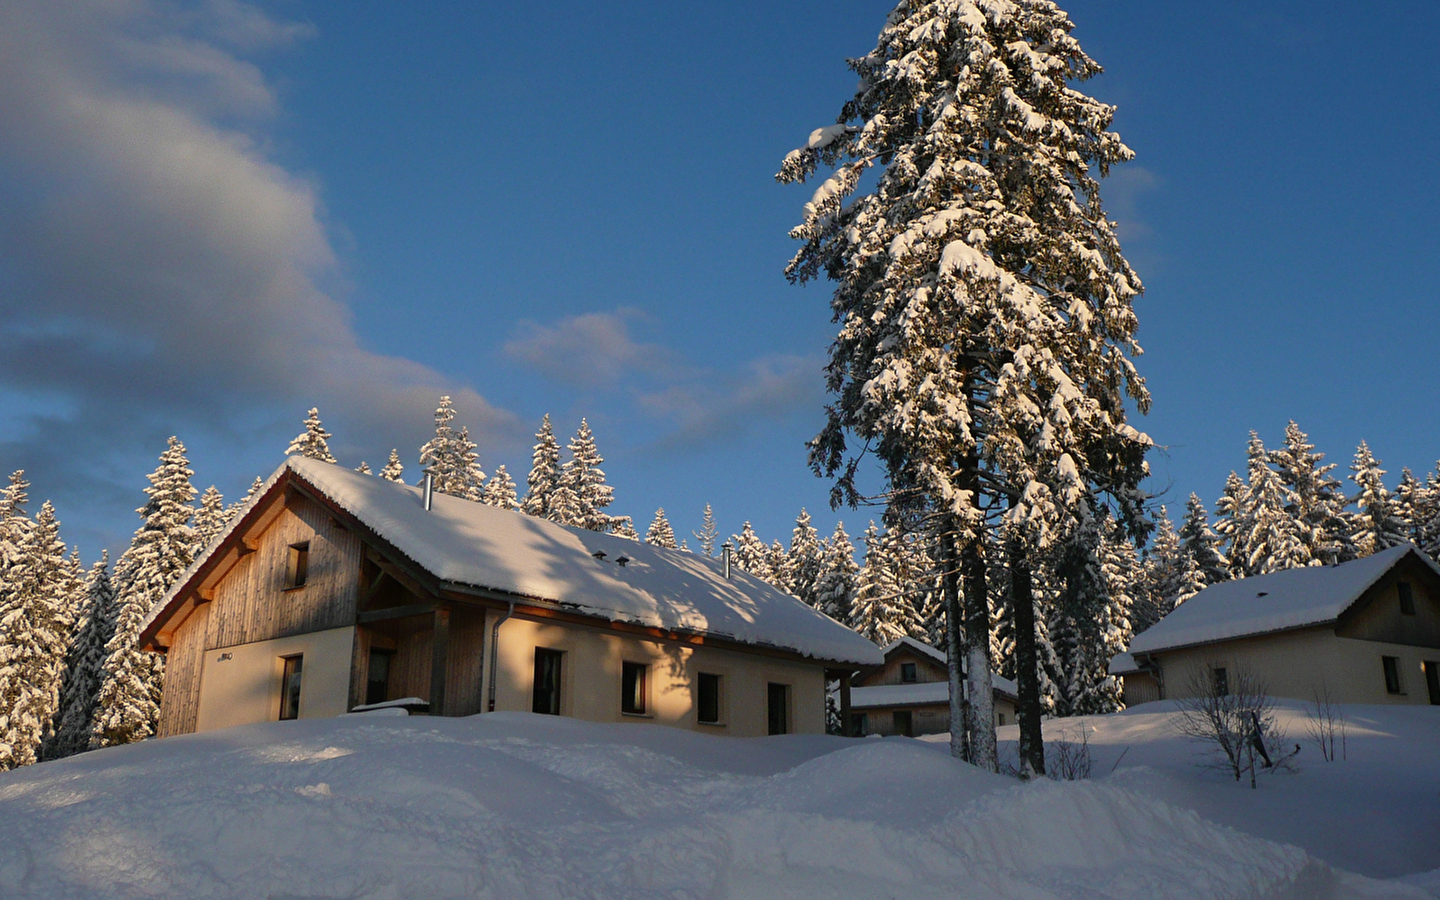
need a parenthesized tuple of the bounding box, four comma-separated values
(963, 532, 997, 772)
(1009, 536, 1045, 776)
(942, 525, 968, 762)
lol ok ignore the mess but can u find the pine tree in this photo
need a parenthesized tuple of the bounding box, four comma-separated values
(1213, 472, 1248, 577)
(612, 517, 640, 541)
(521, 415, 563, 521)
(730, 523, 772, 582)
(1178, 493, 1229, 588)
(48, 553, 117, 759)
(786, 509, 825, 609)
(1139, 508, 1199, 629)
(645, 509, 678, 549)
(1235, 432, 1309, 576)
(814, 521, 858, 622)
(556, 420, 618, 532)
(419, 397, 485, 500)
(0, 500, 76, 769)
(1270, 421, 1351, 565)
(693, 504, 718, 558)
(192, 486, 227, 550)
(355, 462, 372, 475)
(286, 408, 336, 463)
(1349, 441, 1406, 557)
(767, 540, 793, 595)
(481, 465, 519, 511)
(90, 437, 197, 749)
(780, 0, 1152, 771)
(1417, 464, 1440, 561)
(1394, 468, 1429, 548)
(379, 450, 404, 483)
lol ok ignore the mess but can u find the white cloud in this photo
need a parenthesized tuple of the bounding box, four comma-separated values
(504, 308, 679, 386)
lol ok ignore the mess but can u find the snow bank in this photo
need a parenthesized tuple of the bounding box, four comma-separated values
(0, 711, 1425, 899)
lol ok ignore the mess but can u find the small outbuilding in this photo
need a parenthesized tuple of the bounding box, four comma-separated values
(846, 636, 1017, 737)
(141, 458, 883, 738)
(1117, 544, 1440, 705)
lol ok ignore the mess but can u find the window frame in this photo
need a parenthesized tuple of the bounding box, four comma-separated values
(1382, 655, 1403, 695)
(696, 672, 723, 725)
(533, 647, 564, 715)
(1212, 666, 1229, 697)
(279, 654, 304, 720)
(285, 541, 311, 590)
(1398, 581, 1417, 616)
(766, 682, 790, 736)
(621, 660, 648, 716)
(900, 662, 918, 684)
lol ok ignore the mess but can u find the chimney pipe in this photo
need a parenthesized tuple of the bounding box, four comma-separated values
(422, 470, 434, 511)
(721, 540, 733, 580)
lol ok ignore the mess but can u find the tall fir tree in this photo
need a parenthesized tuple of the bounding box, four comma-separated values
(786, 509, 825, 609)
(730, 523, 772, 582)
(1394, 468, 1429, 549)
(693, 504, 718, 558)
(379, 450, 405, 483)
(1178, 493, 1230, 588)
(1270, 421, 1351, 564)
(521, 415, 563, 521)
(645, 509, 678, 549)
(1213, 471, 1249, 577)
(1234, 432, 1309, 576)
(556, 420, 618, 532)
(48, 553, 118, 759)
(90, 437, 197, 749)
(481, 465, 519, 511)
(355, 462, 372, 475)
(813, 521, 858, 622)
(192, 486, 227, 550)
(780, 0, 1151, 771)
(1349, 441, 1406, 557)
(286, 408, 337, 463)
(1416, 464, 1440, 560)
(849, 523, 920, 644)
(611, 517, 640, 542)
(1139, 508, 1199, 630)
(419, 397, 485, 500)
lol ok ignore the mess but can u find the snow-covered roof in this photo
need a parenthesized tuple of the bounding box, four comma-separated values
(848, 673, 1018, 710)
(879, 636, 948, 667)
(1128, 544, 1436, 655)
(151, 458, 883, 667)
(1108, 652, 1142, 676)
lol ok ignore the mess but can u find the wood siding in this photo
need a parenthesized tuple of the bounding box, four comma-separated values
(157, 603, 210, 737)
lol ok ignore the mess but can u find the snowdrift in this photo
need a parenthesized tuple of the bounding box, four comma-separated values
(0, 711, 1426, 899)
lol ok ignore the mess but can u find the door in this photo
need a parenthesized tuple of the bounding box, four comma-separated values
(1425, 661, 1440, 706)
(767, 682, 789, 735)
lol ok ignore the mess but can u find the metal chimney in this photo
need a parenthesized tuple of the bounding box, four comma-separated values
(721, 540, 733, 580)
(422, 470, 434, 511)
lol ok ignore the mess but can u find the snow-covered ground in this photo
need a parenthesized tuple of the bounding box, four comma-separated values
(924, 699, 1439, 892)
(0, 706, 1431, 899)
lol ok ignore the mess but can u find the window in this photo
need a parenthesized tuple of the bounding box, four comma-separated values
(1382, 656, 1403, 695)
(767, 682, 790, 735)
(997, 712, 1007, 726)
(1425, 661, 1440, 706)
(900, 662, 918, 684)
(621, 661, 648, 715)
(1398, 582, 1416, 615)
(279, 655, 303, 720)
(285, 542, 310, 589)
(533, 648, 563, 715)
(893, 710, 913, 737)
(850, 712, 867, 736)
(697, 672, 722, 724)
(365, 648, 393, 706)
(1212, 667, 1228, 697)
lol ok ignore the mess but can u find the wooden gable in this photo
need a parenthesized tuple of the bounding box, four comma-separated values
(1336, 551, 1440, 648)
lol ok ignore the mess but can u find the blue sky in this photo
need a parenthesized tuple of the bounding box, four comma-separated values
(1, 0, 1437, 558)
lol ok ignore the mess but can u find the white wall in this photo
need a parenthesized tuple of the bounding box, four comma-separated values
(195, 626, 356, 732)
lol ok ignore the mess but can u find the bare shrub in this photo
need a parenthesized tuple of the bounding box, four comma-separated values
(1045, 726, 1093, 781)
(1306, 682, 1347, 762)
(1173, 663, 1299, 788)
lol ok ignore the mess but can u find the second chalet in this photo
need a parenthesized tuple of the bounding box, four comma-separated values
(140, 457, 884, 739)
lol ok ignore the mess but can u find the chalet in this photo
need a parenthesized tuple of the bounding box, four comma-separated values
(140, 458, 884, 738)
(1114, 544, 1440, 706)
(846, 636, 1018, 737)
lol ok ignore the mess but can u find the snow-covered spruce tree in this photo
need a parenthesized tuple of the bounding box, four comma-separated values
(192, 486, 227, 551)
(1140, 507, 1203, 627)
(286, 408, 337, 463)
(730, 523, 773, 582)
(90, 437, 197, 749)
(481, 465, 519, 511)
(1395, 468, 1429, 549)
(645, 509, 678, 549)
(1349, 441, 1406, 557)
(814, 521, 859, 622)
(1236, 432, 1309, 576)
(1178, 493, 1229, 588)
(521, 415, 563, 521)
(1270, 421, 1351, 565)
(693, 504, 718, 558)
(767, 541, 794, 595)
(787, 509, 825, 609)
(47, 553, 118, 759)
(780, 0, 1151, 772)
(557, 420, 619, 532)
(1213, 471, 1248, 577)
(379, 450, 405, 483)
(355, 462, 372, 475)
(0, 501, 77, 770)
(419, 397, 485, 501)
(850, 523, 912, 644)
(1415, 465, 1440, 561)
(611, 517, 640, 542)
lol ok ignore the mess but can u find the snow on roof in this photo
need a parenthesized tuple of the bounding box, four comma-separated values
(879, 636, 948, 667)
(1128, 544, 1435, 655)
(849, 673, 1018, 710)
(1108, 652, 1141, 676)
(153, 458, 883, 667)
